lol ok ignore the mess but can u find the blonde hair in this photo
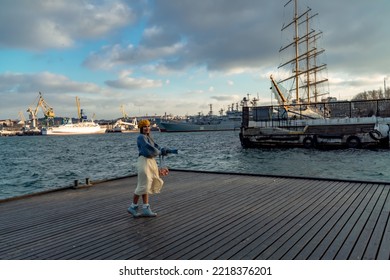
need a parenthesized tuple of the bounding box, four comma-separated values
(138, 119, 150, 129)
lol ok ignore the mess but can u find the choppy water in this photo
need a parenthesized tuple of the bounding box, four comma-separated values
(1, 131, 390, 200)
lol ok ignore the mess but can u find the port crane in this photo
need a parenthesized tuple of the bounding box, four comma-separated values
(75, 96, 89, 121)
(120, 104, 129, 119)
(18, 111, 28, 131)
(18, 111, 26, 125)
(26, 92, 55, 129)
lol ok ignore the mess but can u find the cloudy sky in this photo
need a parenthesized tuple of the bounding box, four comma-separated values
(1, 0, 389, 120)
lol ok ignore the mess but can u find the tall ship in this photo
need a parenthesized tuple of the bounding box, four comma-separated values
(42, 97, 106, 135)
(158, 104, 242, 132)
(240, 0, 390, 149)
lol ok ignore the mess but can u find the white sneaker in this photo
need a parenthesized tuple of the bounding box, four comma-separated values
(127, 205, 140, 217)
(142, 205, 157, 217)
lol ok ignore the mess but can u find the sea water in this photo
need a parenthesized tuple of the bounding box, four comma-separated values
(1, 130, 390, 200)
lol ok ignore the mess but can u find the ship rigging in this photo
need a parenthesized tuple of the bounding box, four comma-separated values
(239, 0, 390, 149)
(274, 0, 329, 105)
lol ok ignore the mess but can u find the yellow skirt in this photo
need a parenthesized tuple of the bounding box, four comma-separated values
(134, 156, 164, 195)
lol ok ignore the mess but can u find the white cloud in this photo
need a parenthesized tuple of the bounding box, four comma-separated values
(328, 72, 388, 100)
(2, 0, 390, 120)
(211, 95, 240, 102)
(0, 71, 111, 119)
(0, 0, 135, 50)
(143, 26, 162, 38)
(0, 72, 100, 94)
(105, 72, 163, 89)
(83, 41, 186, 71)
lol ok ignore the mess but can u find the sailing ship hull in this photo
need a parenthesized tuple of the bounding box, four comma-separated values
(240, 102, 390, 149)
(42, 122, 106, 135)
(240, 124, 389, 149)
(240, 1, 390, 149)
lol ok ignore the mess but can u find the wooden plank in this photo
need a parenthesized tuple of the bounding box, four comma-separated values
(146, 177, 301, 260)
(100, 176, 288, 260)
(0, 182, 132, 258)
(172, 177, 318, 259)
(6, 173, 239, 260)
(207, 179, 334, 259)
(230, 180, 343, 260)
(281, 181, 362, 259)
(309, 183, 378, 259)
(365, 187, 390, 260)
(166, 177, 306, 260)
(350, 186, 389, 259)
(332, 184, 383, 260)
(0, 171, 389, 260)
(264, 181, 355, 259)
(98, 174, 271, 260)
(0, 183, 131, 255)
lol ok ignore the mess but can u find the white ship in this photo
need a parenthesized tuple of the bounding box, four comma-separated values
(42, 118, 106, 135)
(42, 96, 106, 136)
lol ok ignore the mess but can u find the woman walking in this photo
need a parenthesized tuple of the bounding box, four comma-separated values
(127, 119, 169, 217)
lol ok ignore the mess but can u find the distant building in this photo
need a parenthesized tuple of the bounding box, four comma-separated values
(321, 97, 338, 103)
(0, 119, 14, 127)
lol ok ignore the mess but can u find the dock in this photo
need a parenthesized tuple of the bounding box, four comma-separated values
(0, 170, 389, 260)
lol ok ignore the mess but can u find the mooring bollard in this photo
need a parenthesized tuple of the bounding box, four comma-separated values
(86, 178, 91, 185)
(74, 180, 79, 187)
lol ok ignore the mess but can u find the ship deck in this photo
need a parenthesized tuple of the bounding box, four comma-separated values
(0, 170, 389, 260)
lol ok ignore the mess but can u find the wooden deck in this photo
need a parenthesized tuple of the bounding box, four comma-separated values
(0, 170, 389, 260)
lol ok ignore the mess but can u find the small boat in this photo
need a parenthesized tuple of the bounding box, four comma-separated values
(0, 130, 17, 137)
(107, 118, 138, 133)
(239, 0, 390, 149)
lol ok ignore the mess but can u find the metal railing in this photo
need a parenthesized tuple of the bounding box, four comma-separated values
(242, 99, 390, 128)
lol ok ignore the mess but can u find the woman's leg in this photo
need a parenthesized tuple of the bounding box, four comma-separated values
(142, 194, 148, 204)
(133, 194, 140, 204)
(141, 193, 157, 217)
(128, 194, 141, 217)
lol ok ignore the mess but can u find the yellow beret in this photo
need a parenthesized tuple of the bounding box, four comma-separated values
(138, 119, 150, 128)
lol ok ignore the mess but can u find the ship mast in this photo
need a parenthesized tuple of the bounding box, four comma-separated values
(277, 0, 328, 104)
(305, 10, 310, 102)
(294, 0, 299, 103)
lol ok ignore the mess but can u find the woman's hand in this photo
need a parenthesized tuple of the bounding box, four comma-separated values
(159, 167, 169, 176)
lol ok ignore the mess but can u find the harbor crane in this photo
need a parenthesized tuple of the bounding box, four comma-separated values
(18, 111, 26, 125)
(120, 105, 129, 119)
(75, 96, 88, 121)
(18, 111, 28, 130)
(26, 92, 55, 129)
